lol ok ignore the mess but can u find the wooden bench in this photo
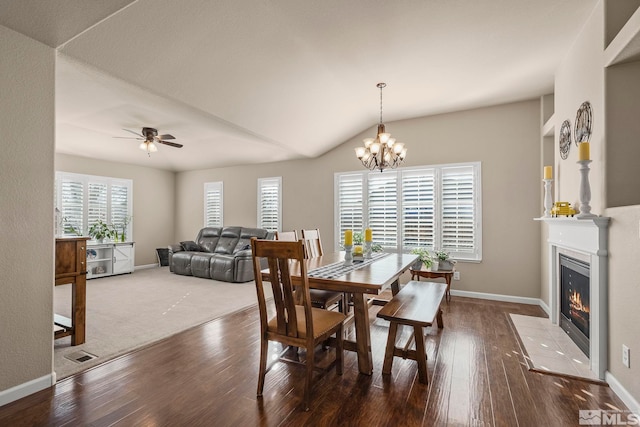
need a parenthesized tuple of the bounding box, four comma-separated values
(376, 281, 447, 383)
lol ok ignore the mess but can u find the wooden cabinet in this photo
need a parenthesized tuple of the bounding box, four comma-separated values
(55, 236, 89, 345)
(86, 242, 135, 279)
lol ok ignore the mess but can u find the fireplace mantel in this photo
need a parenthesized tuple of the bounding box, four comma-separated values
(535, 216, 610, 379)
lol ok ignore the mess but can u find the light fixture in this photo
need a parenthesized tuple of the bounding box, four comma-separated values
(355, 82, 407, 172)
(139, 141, 158, 156)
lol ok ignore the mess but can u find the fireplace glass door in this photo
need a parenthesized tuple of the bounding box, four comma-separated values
(559, 254, 590, 357)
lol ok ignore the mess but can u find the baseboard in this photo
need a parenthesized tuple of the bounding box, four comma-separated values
(0, 374, 53, 407)
(450, 289, 543, 307)
(606, 371, 640, 415)
(135, 263, 158, 271)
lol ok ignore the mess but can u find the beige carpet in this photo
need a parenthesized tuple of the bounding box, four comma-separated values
(54, 266, 264, 379)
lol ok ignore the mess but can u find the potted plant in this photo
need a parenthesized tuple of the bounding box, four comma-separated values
(434, 249, 456, 271)
(345, 231, 383, 252)
(410, 248, 432, 270)
(88, 220, 115, 243)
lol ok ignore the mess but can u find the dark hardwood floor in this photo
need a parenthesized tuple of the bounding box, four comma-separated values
(0, 295, 627, 426)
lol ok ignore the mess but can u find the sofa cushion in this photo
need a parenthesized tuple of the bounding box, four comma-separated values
(191, 253, 214, 279)
(214, 227, 241, 255)
(197, 227, 222, 253)
(171, 252, 194, 276)
(233, 227, 271, 253)
(210, 254, 235, 282)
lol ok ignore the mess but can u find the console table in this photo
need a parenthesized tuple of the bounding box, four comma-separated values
(55, 236, 89, 345)
(410, 267, 454, 302)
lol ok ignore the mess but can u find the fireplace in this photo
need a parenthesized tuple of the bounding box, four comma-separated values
(559, 254, 590, 357)
(537, 216, 609, 379)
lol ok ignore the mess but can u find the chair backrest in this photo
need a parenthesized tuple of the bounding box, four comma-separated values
(275, 230, 298, 241)
(251, 238, 313, 340)
(301, 228, 323, 258)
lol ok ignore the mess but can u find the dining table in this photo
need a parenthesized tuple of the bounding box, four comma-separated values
(262, 251, 418, 375)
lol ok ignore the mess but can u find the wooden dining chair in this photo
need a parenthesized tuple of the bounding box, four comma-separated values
(251, 238, 345, 411)
(276, 230, 345, 313)
(301, 228, 323, 258)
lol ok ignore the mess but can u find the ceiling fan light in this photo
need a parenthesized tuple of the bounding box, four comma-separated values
(148, 142, 158, 152)
(139, 142, 147, 151)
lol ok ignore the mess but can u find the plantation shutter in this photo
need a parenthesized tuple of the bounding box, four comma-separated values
(401, 169, 435, 250)
(204, 182, 223, 227)
(368, 172, 397, 248)
(258, 177, 281, 232)
(441, 165, 476, 257)
(110, 184, 130, 231)
(60, 178, 84, 235)
(336, 174, 364, 245)
(87, 182, 108, 229)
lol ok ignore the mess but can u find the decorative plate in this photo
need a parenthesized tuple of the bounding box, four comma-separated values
(559, 120, 571, 160)
(574, 101, 592, 146)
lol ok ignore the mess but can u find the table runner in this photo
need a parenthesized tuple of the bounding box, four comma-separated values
(308, 252, 390, 279)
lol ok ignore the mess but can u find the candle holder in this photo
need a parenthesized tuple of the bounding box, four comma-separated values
(363, 241, 372, 259)
(577, 159, 597, 219)
(543, 179, 553, 218)
(343, 245, 353, 265)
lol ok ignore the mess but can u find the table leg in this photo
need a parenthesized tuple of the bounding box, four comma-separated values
(391, 279, 401, 296)
(71, 275, 86, 345)
(352, 292, 373, 375)
(446, 274, 452, 303)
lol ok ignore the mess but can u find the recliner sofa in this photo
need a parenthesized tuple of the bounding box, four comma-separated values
(168, 226, 273, 282)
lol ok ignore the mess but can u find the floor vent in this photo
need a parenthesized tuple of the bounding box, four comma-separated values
(65, 351, 97, 363)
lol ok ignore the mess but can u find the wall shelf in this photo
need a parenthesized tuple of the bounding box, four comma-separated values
(604, 6, 640, 66)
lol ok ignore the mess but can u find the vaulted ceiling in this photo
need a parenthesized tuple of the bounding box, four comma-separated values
(0, 0, 597, 171)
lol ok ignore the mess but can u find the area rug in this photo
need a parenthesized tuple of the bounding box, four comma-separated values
(54, 266, 263, 379)
(509, 314, 602, 383)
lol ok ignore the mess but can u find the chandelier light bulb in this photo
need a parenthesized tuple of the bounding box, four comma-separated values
(355, 146, 366, 159)
(393, 142, 404, 154)
(370, 141, 381, 154)
(378, 132, 391, 144)
(363, 138, 374, 148)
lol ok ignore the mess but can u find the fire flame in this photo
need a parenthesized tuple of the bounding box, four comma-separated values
(569, 290, 589, 314)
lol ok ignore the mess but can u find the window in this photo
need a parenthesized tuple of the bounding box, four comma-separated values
(334, 162, 481, 261)
(204, 181, 223, 227)
(55, 172, 133, 238)
(257, 177, 281, 232)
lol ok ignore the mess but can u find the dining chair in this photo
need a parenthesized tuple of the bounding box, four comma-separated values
(301, 228, 323, 258)
(250, 238, 345, 411)
(276, 230, 345, 313)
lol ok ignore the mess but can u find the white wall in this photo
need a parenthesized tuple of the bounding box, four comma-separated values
(552, 0, 640, 406)
(176, 99, 543, 298)
(55, 154, 176, 266)
(0, 25, 55, 401)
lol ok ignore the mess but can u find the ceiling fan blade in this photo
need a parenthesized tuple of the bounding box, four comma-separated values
(113, 136, 143, 140)
(122, 128, 143, 137)
(157, 140, 183, 148)
(158, 134, 175, 140)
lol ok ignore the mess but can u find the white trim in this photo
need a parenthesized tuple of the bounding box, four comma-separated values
(538, 298, 551, 316)
(605, 371, 640, 416)
(135, 263, 158, 271)
(449, 289, 543, 306)
(0, 374, 54, 407)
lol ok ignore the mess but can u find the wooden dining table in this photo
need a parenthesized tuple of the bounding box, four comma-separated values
(262, 251, 418, 375)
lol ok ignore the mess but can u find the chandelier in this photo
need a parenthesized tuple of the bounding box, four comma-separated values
(355, 82, 407, 172)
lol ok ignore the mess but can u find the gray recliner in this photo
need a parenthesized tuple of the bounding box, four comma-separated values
(168, 226, 274, 282)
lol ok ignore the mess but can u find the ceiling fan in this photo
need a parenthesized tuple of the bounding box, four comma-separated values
(116, 127, 183, 156)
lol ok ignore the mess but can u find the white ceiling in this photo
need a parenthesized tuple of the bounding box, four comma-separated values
(0, 0, 597, 172)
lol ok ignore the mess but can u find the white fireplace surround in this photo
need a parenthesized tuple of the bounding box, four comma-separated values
(537, 217, 610, 379)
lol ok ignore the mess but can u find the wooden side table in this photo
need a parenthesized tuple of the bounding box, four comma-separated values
(409, 268, 454, 302)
